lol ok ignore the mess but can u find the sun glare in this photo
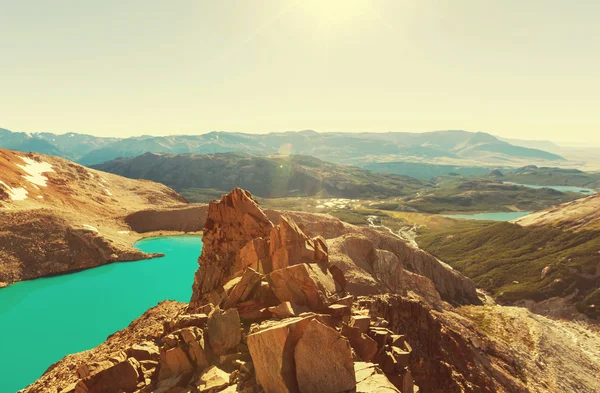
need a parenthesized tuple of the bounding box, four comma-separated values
(295, 0, 372, 28)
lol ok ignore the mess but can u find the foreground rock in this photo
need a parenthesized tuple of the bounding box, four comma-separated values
(294, 319, 355, 393)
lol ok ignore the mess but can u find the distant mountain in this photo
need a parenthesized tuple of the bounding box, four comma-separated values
(492, 165, 600, 188)
(34, 131, 119, 158)
(92, 152, 430, 199)
(362, 161, 494, 179)
(0, 128, 116, 161)
(498, 137, 562, 153)
(0, 128, 69, 158)
(0, 127, 565, 167)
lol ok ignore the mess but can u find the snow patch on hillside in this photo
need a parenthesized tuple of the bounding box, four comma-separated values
(0, 180, 28, 201)
(17, 157, 54, 187)
(83, 224, 99, 232)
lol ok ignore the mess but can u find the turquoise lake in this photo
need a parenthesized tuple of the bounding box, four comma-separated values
(0, 235, 202, 393)
(503, 182, 596, 195)
(444, 211, 533, 221)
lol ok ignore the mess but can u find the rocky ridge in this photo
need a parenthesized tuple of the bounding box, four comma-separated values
(22, 188, 600, 393)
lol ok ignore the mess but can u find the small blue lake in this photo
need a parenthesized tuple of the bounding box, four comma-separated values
(503, 182, 596, 195)
(0, 235, 202, 393)
(444, 211, 533, 221)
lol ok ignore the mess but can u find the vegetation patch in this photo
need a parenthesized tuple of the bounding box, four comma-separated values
(419, 222, 600, 319)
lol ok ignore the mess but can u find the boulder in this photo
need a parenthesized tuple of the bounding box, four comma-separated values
(341, 324, 379, 362)
(355, 362, 400, 393)
(270, 216, 330, 272)
(207, 308, 242, 356)
(163, 347, 194, 376)
(391, 346, 410, 369)
(268, 263, 337, 311)
(327, 304, 351, 321)
(267, 301, 309, 319)
(236, 299, 271, 320)
(164, 314, 209, 334)
(350, 315, 371, 334)
(74, 358, 142, 393)
(389, 369, 414, 393)
(179, 327, 210, 371)
(294, 320, 356, 393)
(195, 365, 231, 393)
(126, 342, 159, 361)
(158, 326, 210, 380)
(334, 294, 355, 307)
(239, 238, 272, 273)
(247, 316, 314, 393)
(222, 268, 263, 309)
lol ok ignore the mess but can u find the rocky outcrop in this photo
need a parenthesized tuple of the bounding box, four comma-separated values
(360, 295, 530, 393)
(265, 210, 479, 305)
(189, 188, 346, 311)
(189, 188, 274, 309)
(190, 189, 478, 315)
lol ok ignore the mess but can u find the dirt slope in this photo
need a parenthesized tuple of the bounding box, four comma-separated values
(515, 192, 600, 231)
(0, 148, 188, 286)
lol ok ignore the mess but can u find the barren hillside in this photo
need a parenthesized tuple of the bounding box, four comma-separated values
(515, 192, 600, 231)
(0, 148, 188, 286)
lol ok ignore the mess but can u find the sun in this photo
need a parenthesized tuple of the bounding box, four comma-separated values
(295, 0, 372, 28)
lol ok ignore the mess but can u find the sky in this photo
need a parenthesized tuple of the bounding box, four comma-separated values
(1, 0, 599, 144)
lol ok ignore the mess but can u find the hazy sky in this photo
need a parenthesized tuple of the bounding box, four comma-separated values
(1, 0, 599, 144)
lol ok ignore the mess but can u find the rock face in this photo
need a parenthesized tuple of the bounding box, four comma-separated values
(246, 316, 314, 393)
(268, 263, 337, 311)
(74, 358, 142, 393)
(189, 188, 346, 312)
(294, 320, 356, 393)
(206, 308, 241, 356)
(189, 188, 273, 310)
(124, 205, 207, 233)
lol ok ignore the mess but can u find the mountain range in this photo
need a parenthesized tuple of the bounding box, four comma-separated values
(93, 152, 581, 215)
(92, 152, 429, 200)
(0, 127, 564, 167)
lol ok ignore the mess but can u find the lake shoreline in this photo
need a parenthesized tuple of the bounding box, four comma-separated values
(0, 230, 203, 290)
(0, 235, 203, 393)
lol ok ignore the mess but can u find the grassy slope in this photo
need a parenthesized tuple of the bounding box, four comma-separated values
(402, 175, 583, 214)
(494, 167, 600, 188)
(418, 221, 600, 319)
